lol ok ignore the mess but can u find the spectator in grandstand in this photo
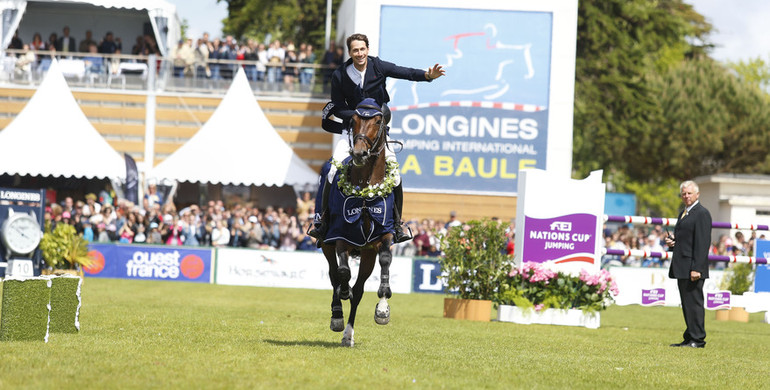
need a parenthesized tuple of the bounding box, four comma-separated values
(665, 180, 711, 349)
(55, 26, 76, 53)
(171, 38, 195, 77)
(255, 43, 268, 82)
(211, 219, 230, 247)
(47, 33, 58, 52)
(299, 43, 316, 86)
(144, 182, 163, 211)
(208, 38, 223, 79)
(243, 39, 259, 81)
(181, 211, 201, 246)
(195, 36, 211, 77)
(84, 43, 105, 75)
(82, 193, 101, 217)
(266, 39, 284, 83)
(99, 32, 121, 54)
(283, 43, 299, 88)
(279, 214, 300, 251)
(262, 215, 280, 248)
(30, 33, 46, 50)
(79, 30, 97, 53)
(321, 42, 341, 91)
(14, 44, 36, 76)
(8, 30, 22, 50)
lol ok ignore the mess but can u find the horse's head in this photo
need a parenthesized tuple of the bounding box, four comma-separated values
(349, 99, 386, 167)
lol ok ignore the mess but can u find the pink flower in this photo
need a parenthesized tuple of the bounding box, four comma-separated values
(534, 304, 544, 312)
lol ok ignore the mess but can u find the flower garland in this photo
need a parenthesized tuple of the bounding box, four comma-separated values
(333, 159, 399, 198)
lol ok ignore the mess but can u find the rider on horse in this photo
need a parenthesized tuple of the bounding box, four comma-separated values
(308, 33, 445, 245)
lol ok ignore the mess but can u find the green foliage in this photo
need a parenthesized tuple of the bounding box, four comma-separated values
(439, 219, 513, 301)
(500, 263, 618, 313)
(720, 263, 754, 295)
(220, 0, 342, 49)
(39, 224, 93, 270)
(729, 57, 770, 91)
(573, 0, 711, 181)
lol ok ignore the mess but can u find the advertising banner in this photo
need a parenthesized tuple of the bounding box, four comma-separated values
(609, 267, 725, 307)
(754, 239, 770, 293)
(641, 288, 666, 306)
(412, 258, 443, 294)
(514, 169, 605, 273)
(85, 243, 213, 283)
(215, 248, 413, 294)
(376, 2, 577, 195)
(705, 291, 731, 310)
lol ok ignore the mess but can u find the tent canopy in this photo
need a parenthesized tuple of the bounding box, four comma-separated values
(0, 59, 125, 179)
(1, 0, 180, 56)
(150, 67, 319, 188)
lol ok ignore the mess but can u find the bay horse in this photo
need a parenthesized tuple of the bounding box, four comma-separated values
(321, 101, 395, 347)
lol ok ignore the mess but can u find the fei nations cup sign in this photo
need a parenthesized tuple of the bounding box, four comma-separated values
(514, 169, 605, 273)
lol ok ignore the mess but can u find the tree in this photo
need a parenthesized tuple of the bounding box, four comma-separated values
(219, 0, 342, 49)
(573, 0, 712, 181)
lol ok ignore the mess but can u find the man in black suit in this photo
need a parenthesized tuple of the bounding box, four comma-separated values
(665, 180, 712, 348)
(56, 26, 77, 53)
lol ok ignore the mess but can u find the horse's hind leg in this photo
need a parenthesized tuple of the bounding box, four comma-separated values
(323, 244, 345, 332)
(375, 241, 393, 325)
(335, 243, 352, 300)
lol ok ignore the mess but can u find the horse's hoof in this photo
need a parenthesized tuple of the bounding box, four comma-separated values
(374, 297, 390, 325)
(330, 317, 345, 332)
(341, 324, 354, 347)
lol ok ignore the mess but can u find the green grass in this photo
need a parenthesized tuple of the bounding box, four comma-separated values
(0, 278, 768, 389)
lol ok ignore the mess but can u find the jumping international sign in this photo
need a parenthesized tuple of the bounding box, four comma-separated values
(373, 1, 578, 195)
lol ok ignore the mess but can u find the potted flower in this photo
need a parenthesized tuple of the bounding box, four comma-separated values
(439, 219, 513, 321)
(39, 223, 93, 277)
(496, 262, 619, 328)
(717, 263, 754, 322)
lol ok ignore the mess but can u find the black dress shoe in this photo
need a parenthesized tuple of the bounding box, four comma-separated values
(669, 341, 688, 347)
(680, 341, 705, 348)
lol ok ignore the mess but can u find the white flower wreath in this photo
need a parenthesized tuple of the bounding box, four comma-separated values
(333, 159, 400, 198)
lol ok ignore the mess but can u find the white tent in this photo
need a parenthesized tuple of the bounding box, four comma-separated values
(0, 59, 125, 179)
(1, 0, 180, 56)
(150, 67, 319, 187)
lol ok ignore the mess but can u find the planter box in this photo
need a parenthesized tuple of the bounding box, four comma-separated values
(497, 305, 600, 329)
(443, 298, 492, 322)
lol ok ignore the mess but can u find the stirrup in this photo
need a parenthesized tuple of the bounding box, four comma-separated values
(393, 223, 412, 244)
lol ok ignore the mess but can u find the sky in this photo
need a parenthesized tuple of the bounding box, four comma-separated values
(689, 0, 770, 63)
(167, 0, 228, 41)
(166, 0, 770, 64)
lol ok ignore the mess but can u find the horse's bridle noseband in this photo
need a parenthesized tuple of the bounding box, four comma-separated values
(348, 104, 388, 159)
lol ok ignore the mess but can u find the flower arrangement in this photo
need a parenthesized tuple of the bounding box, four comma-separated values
(439, 219, 513, 301)
(499, 262, 619, 313)
(334, 159, 399, 198)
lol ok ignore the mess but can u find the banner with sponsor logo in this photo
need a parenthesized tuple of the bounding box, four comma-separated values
(609, 267, 726, 307)
(412, 258, 444, 294)
(377, 1, 577, 195)
(215, 248, 413, 294)
(514, 169, 605, 273)
(706, 291, 731, 310)
(754, 239, 770, 293)
(85, 244, 213, 283)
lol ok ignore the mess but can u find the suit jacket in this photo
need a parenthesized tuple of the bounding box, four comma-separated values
(327, 56, 430, 133)
(56, 36, 77, 52)
(669, 202, 712, 279)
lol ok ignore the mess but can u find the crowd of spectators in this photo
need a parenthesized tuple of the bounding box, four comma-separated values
(7, 26, 346, 89)
(43, 186, 517, 259)
(601, 223, 762, 270)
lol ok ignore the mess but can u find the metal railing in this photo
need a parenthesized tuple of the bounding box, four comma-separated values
(0, 49, 335, 97)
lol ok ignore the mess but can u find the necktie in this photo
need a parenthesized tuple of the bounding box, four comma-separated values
(681, 208, 688, 219)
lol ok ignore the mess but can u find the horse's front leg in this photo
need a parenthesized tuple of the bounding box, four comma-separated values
(323, 244, 344, 332)
(342, 250, 376, 347)
(335, 241, 352, 300)
(375, 236, 393, 325)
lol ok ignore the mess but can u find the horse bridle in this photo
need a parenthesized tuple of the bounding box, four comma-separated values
(348, 103, 388, 159)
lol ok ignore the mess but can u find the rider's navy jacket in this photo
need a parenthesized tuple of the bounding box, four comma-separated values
(326, 56, 430, 133)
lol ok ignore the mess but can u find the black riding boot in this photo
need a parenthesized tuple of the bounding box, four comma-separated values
(307, 179, 332, 247)
(392, 183, 412, 243)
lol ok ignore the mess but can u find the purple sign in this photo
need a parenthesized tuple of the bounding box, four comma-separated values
(641, 288, 666, 306)
(706, 291, 731, 310)
(522, 213, 597, 264)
